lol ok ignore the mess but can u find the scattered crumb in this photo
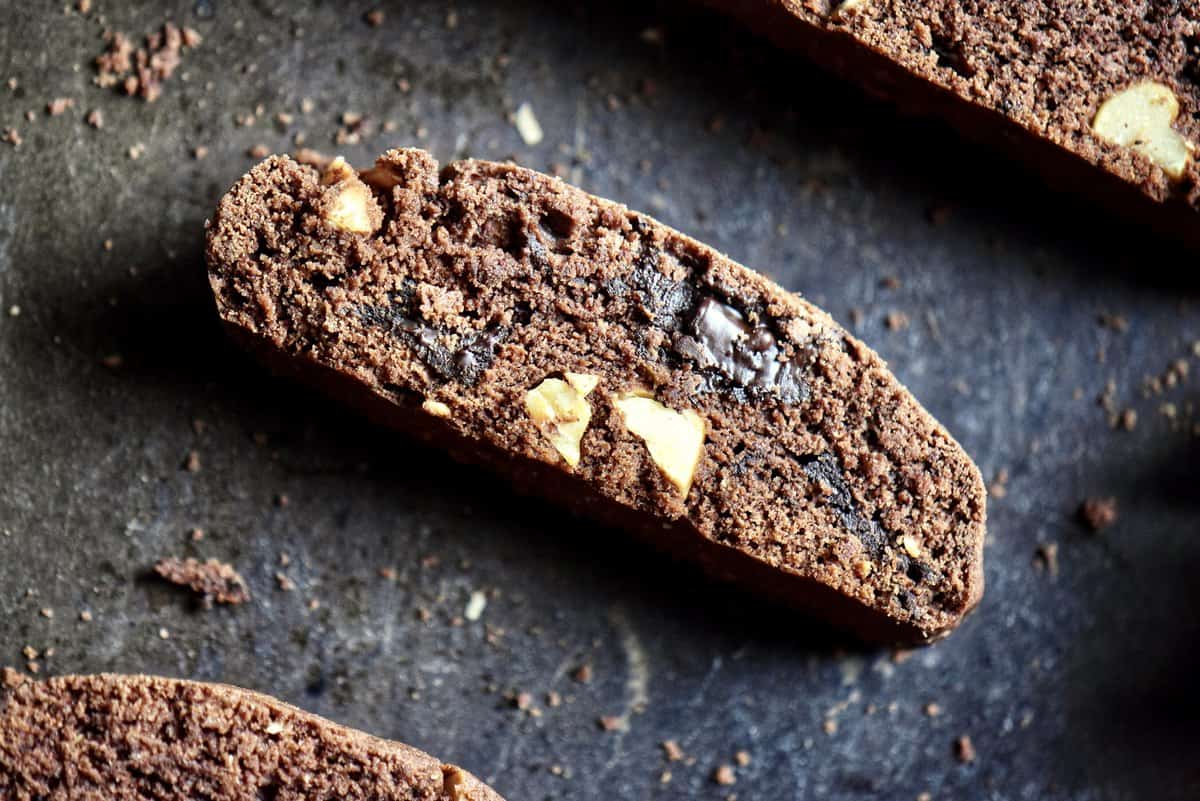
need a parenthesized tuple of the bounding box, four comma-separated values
(22, 646, 37, 661)
(2, 128, 20, 147)
(1078, 497, 1118, 532)
(274, 493, 290, 507)
(94, 23, 202, 102)
(924, 702, 942, 717)
(1119, 408, 1138, 431)
(660, 770, 672, 784)
(464, 590, 487, 621)
(546, 690, 561, 707)
(247, 143, 270, 159)
(1034, 543, 1059, 577)
(822, 717, 838, 735)
(100, 354, 123, 369)
(154, 557, 250, 607)
(79, 610, 93, 622)
(572, 663, 593, 683)
(917, 793, 932, 801)
(275, 572, 296, 592)
(954, 735, 976, 763)
(512, 102, 543, 146)
(378, 566, 397, 580)
(85, 109, 103, 128)
(127, 142, 145, 160)
(662, 740, 684, 761)
(988, 468, 1008, 499)
(364, 9, 384, 26)
(598, 715, 624, 731)
(885, 311, 910, 331)
(46, 97, 75, 115)
(77, 0, 92, 12)
(891, 648, 914, 664)
(193, 145, 208, 160)
(513, 692, 533, 711)
(713, 765, 736, 786)
(38, 608, 53, 619)
(734, 750, 751, 767)
(158, 627, 170, 640)
(183, 450, 201, 472)
(102, 239, 113, 251)
(189, 527, 205, 541)
(445, 10, 458, 29)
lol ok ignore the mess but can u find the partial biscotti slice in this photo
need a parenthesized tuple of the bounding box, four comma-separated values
(205, 148, 986, 643)
(707, 0, 1200, 248)
(0, 672, 502, 801)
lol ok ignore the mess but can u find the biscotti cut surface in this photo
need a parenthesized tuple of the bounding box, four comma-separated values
(712, 1, 1200, 241)
(206, 148, 986, 643)
(0, 673, 503, 801)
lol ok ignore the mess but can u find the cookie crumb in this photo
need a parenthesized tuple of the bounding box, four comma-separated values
(1034, 543, 1059, 577)
(247, 143, 270, 159)
(924, 702, 942, 717)
(193, 145, 209, 160)
(38, 608, 53, 619)
(885, 311, 910, 331)
(1078, 497, 1117, 531)
(85, 109, 103, 128)
(734, 750, 751, 767)
(183, 450, 201, 472)
(662, 739, 684, 761)
(364, 9, 384, 26)
(954, 735, 976, 763)
(2, 128, 20, 147)
(275, 572, 296, 592)
(2, 667, 24, 688)
(598, 715, 624, 731)
(79, 610, 93, 622)
(46, 97, 75, 115)
(512, 102, 543, 146)
(713, 765, 736, 785)
(154, 557, 250, 607)
(572, 663, 593, 683)
(1118, 408, 1138, 430)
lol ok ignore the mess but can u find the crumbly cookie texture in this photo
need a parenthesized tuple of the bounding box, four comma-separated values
(206, 148, 986, 643)
(0, 674, 504, 801)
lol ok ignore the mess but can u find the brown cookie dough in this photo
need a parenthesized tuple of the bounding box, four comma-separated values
(0, 674, 503, 801)
(205, 148, 987, 643)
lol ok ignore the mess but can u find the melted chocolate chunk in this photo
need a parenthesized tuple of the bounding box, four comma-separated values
(676, 298, 809, 405)
(357, 301, 506, 385)
(629, 251, 695, 331)
(800, 453, 887, 559)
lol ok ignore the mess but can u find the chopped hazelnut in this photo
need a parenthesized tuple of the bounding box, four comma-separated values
(1093, 81, 1193, 179)
(613, 393, 706, 496)
(319, 156, 382, 234)
(524, 373, 599, 468)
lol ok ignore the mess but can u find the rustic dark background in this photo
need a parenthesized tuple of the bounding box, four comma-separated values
(2, 2, 1198, 799)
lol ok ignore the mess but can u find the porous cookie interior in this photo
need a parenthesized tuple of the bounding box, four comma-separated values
(207, 149, 984, 633)
(0, 674, 482, 800)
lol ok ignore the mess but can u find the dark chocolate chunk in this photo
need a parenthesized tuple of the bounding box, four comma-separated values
(629, 250, 696, 331)
(357, 302, 506, 386)
(800, 452, 888, 559)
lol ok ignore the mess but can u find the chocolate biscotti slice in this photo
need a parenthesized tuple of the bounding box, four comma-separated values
(0, 672, 502, 801)
(709, 0, 1200, 247)
(206, 148, 986, 643)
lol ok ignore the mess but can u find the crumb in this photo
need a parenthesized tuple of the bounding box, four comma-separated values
(1034, 543, 1059, 577)
(734, 750, 751, 767)
(662, 740, 684, 761)
(513, 692, 533, 711)
(378, 566, 397, 580)
(572, 663, 593, 683)
(79, 610, 93, 622)
(2, 667, 24, 689)
(891, 648, 914, 664)
(77, 0, 92, 12)
(885, 311, 910, 331)
(25, 662, 39, 674)
(183, 450, 200, 472)
(278, 552, 290, 567)
(928, 204, 953, 225)
(127, 142, 145, 160)
(445, 10, 458, 29)
(917, 793, 932, 801)
(307, 598, 320, 610)
(512, 102, 543, 146)
(275, 572, 296, 592)
(879, 275, 901, 290)
(46, 97, 75, 115)
(924, 702, 942, 717)
(100, 354, 123, 369)
(1098, 312, 1128, 333)
(2, 128, 20, 147)
(189, 527, 204, 541)
(274, 112, 293, 126)
(822, 717, 838, 735)
(94, 23, 201, 102)
(954, 735, 976, 763)
(364, 9, 384, 26)
(274, 493, 289, 507)
(38, 608, 53, 619)
(22, 646, 37, 661)
(247, 143, 270, 159)
(85, 109, 103, 128)
(988, 468, 1009, 499)
(598, 715, 624, 731)
(154, 557, 250, 607)
(660, 770, 672, 784)
(713, 765, 736, 786)
(102, 239, 113, 251)
(1119, 408, 1138, 430)
(159, 627, 170, 640)
(1078, 497, 1118, 531)
(546, 690, 562, 707)
(193, 145, 208, 159)
(464, 590, 487, 621)
(416, 607, 431, 622)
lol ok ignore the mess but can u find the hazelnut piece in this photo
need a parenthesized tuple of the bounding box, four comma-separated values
(613, 393, 706, 497)
(524, 372, 600, 468)
(319, 156, 382, 233)
(1092, 81, 1193, 180)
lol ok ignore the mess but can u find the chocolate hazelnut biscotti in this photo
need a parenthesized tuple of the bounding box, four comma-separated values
(0, 673, 502, 801)
(206, 148, 986, 643)
(709, 1, 1200, 246)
